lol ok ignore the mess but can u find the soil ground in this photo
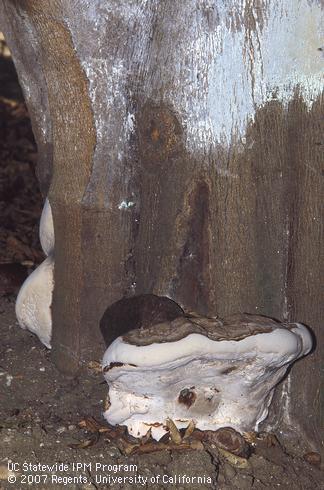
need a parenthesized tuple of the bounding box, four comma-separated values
(0, 297, 324, 490)
(0, 35, 323, 490)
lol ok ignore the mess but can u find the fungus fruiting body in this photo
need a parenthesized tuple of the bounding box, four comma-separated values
(15, 198, 54, 348)
(15, 256, 54, 348)
(39, 198, 54, 256)
(102, 313, 312, 441)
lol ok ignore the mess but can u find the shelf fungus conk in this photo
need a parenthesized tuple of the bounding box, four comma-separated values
(102, 312, 312, 441)
(39, 197, 54, 256)
(15, 198, 54, 348)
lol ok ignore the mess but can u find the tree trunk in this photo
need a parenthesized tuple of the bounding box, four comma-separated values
(0, 0, 322, 451)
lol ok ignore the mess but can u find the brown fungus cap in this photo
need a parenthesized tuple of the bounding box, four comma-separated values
(122, 313, 291, 346)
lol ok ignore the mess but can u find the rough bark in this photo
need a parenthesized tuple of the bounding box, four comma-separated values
(0, 0, 322, 450)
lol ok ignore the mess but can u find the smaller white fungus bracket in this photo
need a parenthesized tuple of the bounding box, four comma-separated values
(15, 198, 54, 348)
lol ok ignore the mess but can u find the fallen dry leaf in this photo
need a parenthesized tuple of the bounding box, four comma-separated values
(202, 427, 250, 458)
(183, 420, 196, 440)
(242, 431, 258, 445)
(140, 427, 152, 445)
(123, 439, 204, 456)
(257, 432, 281, 448)
(69, 432, 100, 449)
(165, 418, 182, 444)
(217, 447, 249, 469)
(87, 361, 103, 373)
(78, 417, 102, 433)
(102, 425, 128, 440)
